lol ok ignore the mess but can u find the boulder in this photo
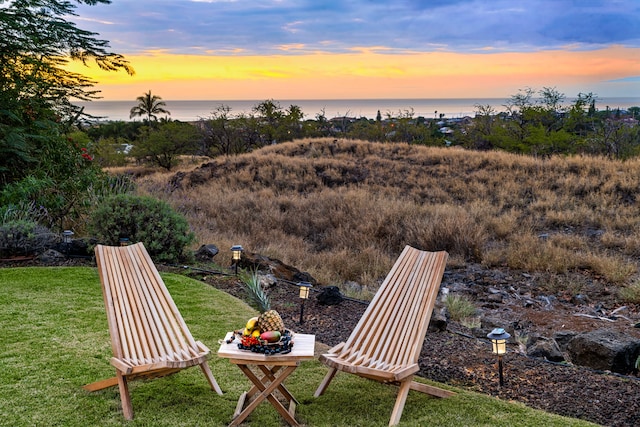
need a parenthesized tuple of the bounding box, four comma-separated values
(553, 330, 578, 352)
(38, 249, 66, 264)
(428, 307, 448, 332)
(195, 244, 219, 260)
(240, 251, 317, 284)
(526, 337, 565, 362)
(317, 286, 344, 306)
(566, 329, 640, 374)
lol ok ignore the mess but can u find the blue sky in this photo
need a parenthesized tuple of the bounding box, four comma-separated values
(76, 0, 640, 54)
(70, 0, 640, 100)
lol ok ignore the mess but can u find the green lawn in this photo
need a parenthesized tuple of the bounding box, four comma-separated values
(0, 267, 599, 427)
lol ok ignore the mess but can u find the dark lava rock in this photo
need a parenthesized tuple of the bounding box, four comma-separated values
(567, 329, 640, 374)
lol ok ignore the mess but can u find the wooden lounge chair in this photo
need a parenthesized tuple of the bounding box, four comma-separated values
(314, 245, 454, 426)
(83, 242, 222, 420)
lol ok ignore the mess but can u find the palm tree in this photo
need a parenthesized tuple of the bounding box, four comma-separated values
(129, 90, 170, 122)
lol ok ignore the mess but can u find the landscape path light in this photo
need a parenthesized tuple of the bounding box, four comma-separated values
(487, 327, 511, 387)
(62, 230, 74, 244)
(119, 237, 130, 246)
(62, 230, 74, 256)
(231, 245, 244, 275)
(298, 281, 312, 324)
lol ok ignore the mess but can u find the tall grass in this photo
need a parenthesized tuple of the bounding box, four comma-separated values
(132, 138, 640, 297)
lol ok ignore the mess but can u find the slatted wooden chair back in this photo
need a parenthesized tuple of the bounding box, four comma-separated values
(84, 242, 222, 420)
(314, 245, 453, 426)
(340, 246, 447, 377)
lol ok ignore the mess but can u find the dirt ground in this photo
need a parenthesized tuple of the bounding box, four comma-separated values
(190, 264, 640, 427)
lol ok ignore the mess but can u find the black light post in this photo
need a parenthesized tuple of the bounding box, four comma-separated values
(231, 245, 244, 275)
(298, 281, 312, 324)
(62, 230, 74, 257)
(487, 328, 511, 387)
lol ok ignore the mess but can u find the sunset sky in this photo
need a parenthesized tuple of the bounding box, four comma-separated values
(68, 0, 640, 101)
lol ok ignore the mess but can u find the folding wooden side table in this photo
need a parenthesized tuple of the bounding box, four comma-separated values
(217, 332, 315, 426)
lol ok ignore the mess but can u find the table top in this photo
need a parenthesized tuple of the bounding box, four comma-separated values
(217, 331, 316, 364)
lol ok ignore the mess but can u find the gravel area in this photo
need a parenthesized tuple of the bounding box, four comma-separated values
(193, 267, 640, 427)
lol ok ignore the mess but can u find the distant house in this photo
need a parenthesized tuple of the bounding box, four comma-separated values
(116, 143, 133, 154)
(329, 116, 357, 132)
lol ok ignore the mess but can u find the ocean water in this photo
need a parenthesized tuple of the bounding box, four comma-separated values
(74, 97, 640, 122)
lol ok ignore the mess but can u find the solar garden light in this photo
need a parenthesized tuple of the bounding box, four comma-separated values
(298, 281, 312, 324)
(231, 245, 244, 275)
(487, 328, 511, 387)
(62, 230, 74, 244)
(119, 237, 130, 246)
(62, 230, 74, 256)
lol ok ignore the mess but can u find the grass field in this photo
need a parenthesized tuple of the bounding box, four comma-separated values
(0, 267, 604, 427)
(0, 266, 599, 426)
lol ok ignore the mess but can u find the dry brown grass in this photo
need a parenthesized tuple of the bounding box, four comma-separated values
(129, 138, 640, 295)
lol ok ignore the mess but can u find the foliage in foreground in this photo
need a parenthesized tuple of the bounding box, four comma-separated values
(0, 267, 598, 427)
(0, 0, 133, 233)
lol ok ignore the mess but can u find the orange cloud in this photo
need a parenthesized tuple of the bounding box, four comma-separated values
(66, 46, 640, 100)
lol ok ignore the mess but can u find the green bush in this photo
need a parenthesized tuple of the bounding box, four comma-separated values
(89, 194, 195, 263)
(444, 294, 477, 322)
(0, 220, 57, 258)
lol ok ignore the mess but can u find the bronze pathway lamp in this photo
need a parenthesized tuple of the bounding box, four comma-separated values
(62, 230, 74, 256)
(231, 245, 244, 275)
(487, 327, 511, 387)
(298, 281, 312, 324)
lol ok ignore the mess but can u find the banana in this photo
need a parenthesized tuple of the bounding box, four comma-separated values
(245, 316, 259, 331)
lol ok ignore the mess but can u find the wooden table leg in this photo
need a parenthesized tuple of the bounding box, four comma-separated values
(245, 365, 284, 400)
(230, 364, 299, 427)
(257, 365, 299, 406)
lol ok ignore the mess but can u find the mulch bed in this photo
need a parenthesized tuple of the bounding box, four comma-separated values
(196, 272, 640, 427)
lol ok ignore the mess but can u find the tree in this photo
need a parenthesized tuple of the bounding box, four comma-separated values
(253, 99, 284, 144)
(251, 99, 304, 144)
(590, 119, 639, 159)
(564, 92, 598, 137)
(0, 0, 133, 187)
(314, 108, 331, 137)
(463, 104, 497, 150)
(131, 121, 200, 170)
(285, 104, 304, 140)
(129, 90, 170, 122)
(199, 105, 241, 156)
(0, 0, 133, 229)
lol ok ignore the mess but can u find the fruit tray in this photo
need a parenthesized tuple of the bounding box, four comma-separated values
(234, 329, 294, 355)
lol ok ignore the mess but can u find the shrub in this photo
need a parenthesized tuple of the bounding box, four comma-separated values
(619, 281, 640, 304)
(444, 294, 476, 321)
(0, 220, 57, 258)
(88, 194, 195, 263)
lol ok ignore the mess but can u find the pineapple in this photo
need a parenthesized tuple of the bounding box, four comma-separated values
(242, 268, 286, 333)
(258, 309, 285, 333)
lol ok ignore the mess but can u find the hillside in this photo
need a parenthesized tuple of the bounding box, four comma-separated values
(134, 138, 640, 300)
